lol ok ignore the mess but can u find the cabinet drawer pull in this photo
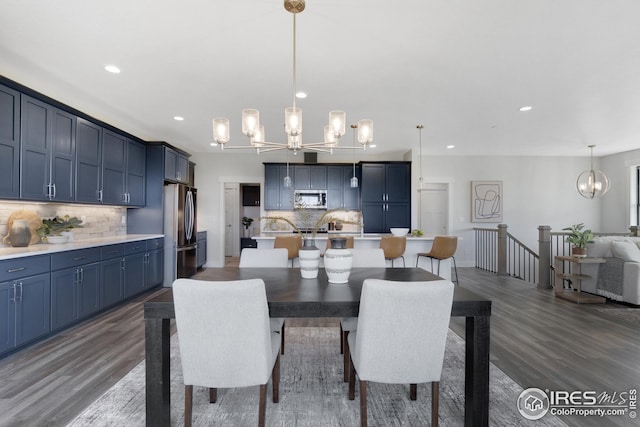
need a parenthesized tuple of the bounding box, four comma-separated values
(72, 256, 86, 261)
(7, 267, 26, 273)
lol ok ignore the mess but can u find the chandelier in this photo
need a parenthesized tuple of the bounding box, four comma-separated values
(211, 0, 373, 154)
(576, 145, 610, 199)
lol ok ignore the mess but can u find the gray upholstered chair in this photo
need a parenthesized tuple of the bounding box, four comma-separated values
(172, 278, 281, 427)
(239, 248, 288, 354)
(340, 248, 386, 382)
(347, 278, 454, 427)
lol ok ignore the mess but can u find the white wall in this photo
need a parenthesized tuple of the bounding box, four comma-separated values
(195, 149, 633, 268)
(600, 148, 640, 231)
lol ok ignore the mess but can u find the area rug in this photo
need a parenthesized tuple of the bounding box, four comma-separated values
(590, 306, 640, 325)
(68, 327, 567, 426)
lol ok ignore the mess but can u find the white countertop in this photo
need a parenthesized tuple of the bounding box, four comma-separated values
(253, 233, 434, 241)
(0, 234, 164, 261)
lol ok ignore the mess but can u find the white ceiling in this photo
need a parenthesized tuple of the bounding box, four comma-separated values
(1, 0, 639, 158)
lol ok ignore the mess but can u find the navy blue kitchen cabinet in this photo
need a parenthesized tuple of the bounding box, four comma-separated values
(75, 118, 103, 203)
(20, 95, 76, 202)
(123, 241, 146, 298)
(0, 254, 51, 355)
(293, 165, 327, 190)
(360, 162, 410, 233)
(100, 244, 125, 309)
(264, 164, 294, 210)
(0, 84, 20, 199)
(145, 238, 164, 288)
(164, 146, 189, 184)
(102, 131, 145, 206)
(50, 248, 101, 331)
(327, 165, 359, 210)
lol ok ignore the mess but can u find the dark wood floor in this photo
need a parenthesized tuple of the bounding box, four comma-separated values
(0, 267, 637, 427)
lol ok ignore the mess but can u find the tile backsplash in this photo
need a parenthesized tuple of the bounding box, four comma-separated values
(261, 209, 362, 232)
(0, 202, 127, 246)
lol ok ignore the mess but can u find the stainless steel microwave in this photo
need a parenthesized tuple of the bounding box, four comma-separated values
(294, 190, 327, 209)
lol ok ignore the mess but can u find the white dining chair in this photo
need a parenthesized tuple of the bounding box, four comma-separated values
(340, 248, 386, 381)
(347, 278, 454, 427)
(239, 248, 288, 354)
(172, 278, 281, 427)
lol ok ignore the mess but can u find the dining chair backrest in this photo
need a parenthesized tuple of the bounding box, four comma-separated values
(350, 248, 386, 268)
(172, 278, 277, 388)
(353, 278, 454, 384)
(239, 248, 289, 268)
(379, 236, 407, 260)
(273, 235, 303, 261)
(429, 236, 458, 260)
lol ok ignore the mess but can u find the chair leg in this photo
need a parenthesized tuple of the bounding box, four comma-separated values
(401, 255, 405, 267)
(258, 384, 267, 427)
(280, 321, 285, 355)
(436, 259, 441, 276)
(185, 385, 193, 427)
(272, 353, 280, 403)
(432, 382, 439, 427)
(452, 256, 459, 285)
(348, 355, 356, 400)
(343, 331, 350, 382)
(410, 383, 417, 400)
(415, 254, 420, 268)
(359, 380, 368, 427)
(209, 387, 217, 403)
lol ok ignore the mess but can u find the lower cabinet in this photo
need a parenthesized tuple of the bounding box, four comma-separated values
(196, 231, 207, 269)
(51, 262, 100, 331)
(0, 273, 51, 354)
(101, 256, 124, 309)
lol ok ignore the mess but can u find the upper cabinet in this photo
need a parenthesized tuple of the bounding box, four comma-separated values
(264, 164, 294, 210)
(293, 165, 327, 190)
(243, 185, 260, 206)
(102, 130, 145, 206)
(327, 165, 359, 210)
(75, 118, 103, 203)
(164, 146, 189, 184)
(20, 95, 76, 202)
(360, 162, 410, 233)
(0, 84, 20, 199)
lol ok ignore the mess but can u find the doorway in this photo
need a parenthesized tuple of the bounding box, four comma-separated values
(419, 183, 449, 235)
(224, 183, 240, 257)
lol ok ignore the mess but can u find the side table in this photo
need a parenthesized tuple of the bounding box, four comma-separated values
(554, 255, 606, 303)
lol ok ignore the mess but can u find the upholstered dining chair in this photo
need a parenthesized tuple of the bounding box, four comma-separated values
(347, 278, 454, 427)
(416, 236, 459, 284)
(239, 248, 288, 354)
(274, 235, 303, 267)
(172, 278, 281, 427)
(340, 248, 386, 382)
(379, 235, 406, 267)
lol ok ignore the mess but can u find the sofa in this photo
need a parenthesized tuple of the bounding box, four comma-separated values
(578, 236, 640, 305)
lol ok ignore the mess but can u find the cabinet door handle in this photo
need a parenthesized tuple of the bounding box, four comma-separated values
(17, 282, 23, 302)
(52, 183, 56, 199)
(98, 189, 103, 202)
(10, 283, 16, 303)
(121, 259, 126, 271)
(7, 267, 26, 273)
(80, 268, 84, 283)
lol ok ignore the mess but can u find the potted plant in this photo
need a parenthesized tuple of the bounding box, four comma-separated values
(242, 216, 254, 237)
(562, 223, 594, 258)
(36, 215, 83, 242)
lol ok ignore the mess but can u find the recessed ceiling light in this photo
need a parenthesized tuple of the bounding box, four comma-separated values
(446, 145, 455, 149)
(519, 106, 533, 112)
(104, 64, 121, 74)
(210, 142, 218, 146)
(296, 91, 307, 99)
(369, 144, 377, 148)
(173, 116, 184, 121)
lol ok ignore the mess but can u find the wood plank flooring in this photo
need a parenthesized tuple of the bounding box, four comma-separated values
(0, 267, 637, 426)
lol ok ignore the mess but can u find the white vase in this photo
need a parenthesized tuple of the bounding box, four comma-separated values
(299, 240, 320, 279)
(60, 231, 74, 242)
(325, 238, 353, 283)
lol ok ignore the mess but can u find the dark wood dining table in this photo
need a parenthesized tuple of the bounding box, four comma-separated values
(144, 267, 492, 427)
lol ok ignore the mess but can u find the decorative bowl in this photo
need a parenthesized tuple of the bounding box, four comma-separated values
(390, 228, 410, 236)
(47, 235, 68, 244)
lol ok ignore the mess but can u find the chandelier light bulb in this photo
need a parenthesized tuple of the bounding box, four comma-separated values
(576, 145, 610, 199)
(212, 118, 230, 145)
(242, 109, 260, 138)
(357, 119, 373, 145)
(329, 111, 346, 138)
(285, 107, 302, 136)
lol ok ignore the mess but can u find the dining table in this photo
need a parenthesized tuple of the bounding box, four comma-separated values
(144, 267, 492, 427)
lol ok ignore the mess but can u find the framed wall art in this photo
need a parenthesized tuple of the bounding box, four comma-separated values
(471, 180, 503, 223)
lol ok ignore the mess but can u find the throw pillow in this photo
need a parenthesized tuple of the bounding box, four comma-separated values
(610, 240, 640, 262)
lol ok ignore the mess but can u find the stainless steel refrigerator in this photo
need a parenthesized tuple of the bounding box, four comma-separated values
(164, 184, 197, 286)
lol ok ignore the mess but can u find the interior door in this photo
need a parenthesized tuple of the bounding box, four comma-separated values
(420, 184, 449, 235)
(224, 184, 240, 257)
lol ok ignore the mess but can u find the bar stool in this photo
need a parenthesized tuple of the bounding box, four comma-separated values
(379, 235, 406, 267)
(274, 235, 302, 267)
(416, 235, 459, 284)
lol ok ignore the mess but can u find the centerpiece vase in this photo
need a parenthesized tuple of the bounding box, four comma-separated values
(324, 237, 353, 284)
(299, 238, 320, 279)
(9, 219, 32, 247)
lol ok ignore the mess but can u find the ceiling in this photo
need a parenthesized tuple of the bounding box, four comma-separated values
(1, 0, 639, 158)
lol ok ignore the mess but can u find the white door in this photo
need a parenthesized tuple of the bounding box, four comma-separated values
(224, 184, 240, 256)
(420, 183, 449, 235)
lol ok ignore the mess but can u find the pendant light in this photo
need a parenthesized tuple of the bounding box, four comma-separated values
(417, 125, 424, 188)
(350, 124, 358, 188)
(576, 145, 610, 199)
(284, 148, 292, 187)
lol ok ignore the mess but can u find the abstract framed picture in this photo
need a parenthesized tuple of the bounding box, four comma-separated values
(471, 181, 503, 223)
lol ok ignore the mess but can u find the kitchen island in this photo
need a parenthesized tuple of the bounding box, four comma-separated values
(253, 232, 454, 280)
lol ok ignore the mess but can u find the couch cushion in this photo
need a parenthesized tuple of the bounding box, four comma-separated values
(610, 240, 640, 262)
(588, 238, 614, 258)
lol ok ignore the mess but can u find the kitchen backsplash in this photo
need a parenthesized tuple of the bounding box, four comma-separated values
(261, 209, 362, 232)
(0, 202, 128, 245)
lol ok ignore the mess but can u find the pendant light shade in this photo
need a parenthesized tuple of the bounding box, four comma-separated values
(357, 119, 373, 145)
(212, 118, 230, 146)
(576, 145, 610, 199)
